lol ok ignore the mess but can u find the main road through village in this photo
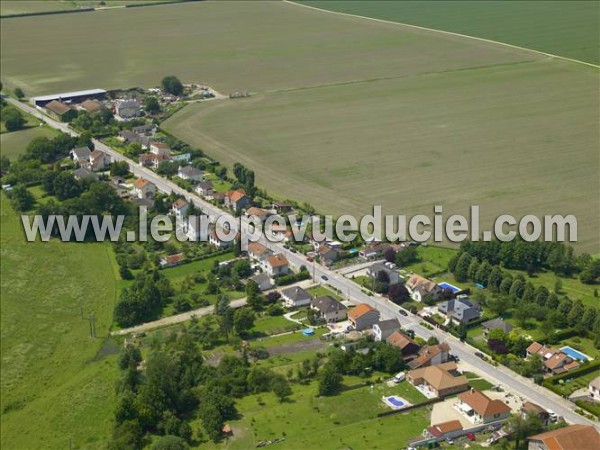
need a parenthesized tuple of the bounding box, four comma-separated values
(6, 96, 599, 430)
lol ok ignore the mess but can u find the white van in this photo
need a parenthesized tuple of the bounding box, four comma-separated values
(393, 372, 406, 383)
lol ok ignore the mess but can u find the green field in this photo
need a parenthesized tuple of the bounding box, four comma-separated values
(0, 193, 120, 449)
(0, 1, 539, 96)
(1, 126, 57, 160)
(302, 1, 600, 65)
(164, 60, 598, 251)
(200, 380, 428, 450)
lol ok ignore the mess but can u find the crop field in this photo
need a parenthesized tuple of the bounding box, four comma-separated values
(0, 1, 539, 96)
(0, 193, 120, 449)
(0, 0, 172, 16)
(164, 58, 599, 251)
(302, 1, 600, 65)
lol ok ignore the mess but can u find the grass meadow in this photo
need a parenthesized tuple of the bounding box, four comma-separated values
(302, 1, 600, 65)
(0, 193, 120, 449)
(1, 126, 58, 160)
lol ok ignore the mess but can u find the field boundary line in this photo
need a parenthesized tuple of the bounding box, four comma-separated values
(284, 0, 599, 70)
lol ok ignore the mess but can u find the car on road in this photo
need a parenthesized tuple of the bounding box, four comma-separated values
(307, 257, 313, 262)
(547, 410, 558, 422)
(321, 275, 328, 281)
(399, 309, 408, 317)
(466, 432, 476, 441)
(474, 352, 485, 359)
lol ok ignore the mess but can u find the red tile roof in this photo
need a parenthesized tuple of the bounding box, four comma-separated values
(528, 424, 600, 450)
(348, 303, 377, 321)
(458, 389, 511, 418)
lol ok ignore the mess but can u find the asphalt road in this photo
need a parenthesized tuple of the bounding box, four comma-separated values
(6, 96, 598, 430)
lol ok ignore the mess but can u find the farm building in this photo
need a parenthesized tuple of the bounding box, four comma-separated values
(31, 88, 106, 107)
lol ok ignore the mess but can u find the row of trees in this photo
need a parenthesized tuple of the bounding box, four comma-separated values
(457, 239, 597, 281)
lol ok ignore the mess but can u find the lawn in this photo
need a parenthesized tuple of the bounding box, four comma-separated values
(301, 1, 600, 65)
(0, 193, 120, 449)
(249, 314, 301, 337)
(307, 284, 344, 301)
(164, 60, 598, 252)
(201, 380, 429, 450)
(161, 252, 235, 283)
(0, 126, 57, 160)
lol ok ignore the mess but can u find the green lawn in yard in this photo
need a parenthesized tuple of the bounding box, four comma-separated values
(0, 125, 57, 160)
(249, 314, 301, 337)
(254, 328, 328, 349)
(307, 284, 344, 301)
(202, 380, 428, 449)
(161, 252, 235, 283)
(0, 193, 120, 449)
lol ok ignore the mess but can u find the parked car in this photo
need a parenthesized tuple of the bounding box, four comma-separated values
(321, 275, 328, 281)
(399, 309, 408, 317)
(547, 410, 558, 422)
(307, 257, 313, 262)
(474, 352, 485, 359)
(466, 432, 476, 441)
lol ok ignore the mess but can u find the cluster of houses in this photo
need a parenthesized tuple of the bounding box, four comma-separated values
(70, 146, 111, 173)
(525, 342, 581, 375)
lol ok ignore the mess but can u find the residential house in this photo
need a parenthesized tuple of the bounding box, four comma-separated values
(177, 165, 202, 181)
(407, 362, 468, 398)
(208, 230, 240, 249)
(73, 167, 98, 181)
(268, 223, 288, 241)
(521, 402, 550, 426)
(406, 274, 443, 302)
(187, 215, 208, 242)
(70, 146, 92, 163)
(482, 318, 514, 336)
(311, 296, 348, 323)
(118, 130, 150, 149)
(132, 177, 156, 199)
(132, 124, 156, 135)
(45, 100, 77, 122)
(265, 254, 289, 278)
(88, 150, 110, 171)
(408, 343, 451, 370)
(194, 181, 214, 199)
(281, 286, 311, 308)
(139, 152, 170, 170)
(245, 207, 270, 220)
(149, 142, 172, 157)
(171, 198, 189, 222)
(247, 242, 272, 263)
(80, 99, 104, 114)
(386, 331, 421, 359)
(373, 318, 401, 342)
(271, 202, 294, 213)
(438, 295, 481, 325)
(425, 420, 464, 441)
(456, 389, 511, 424)
(589, 376, 600, 401)
(526, 342, 580, 375)
(527, 424, 599, 450)
(159, 253, 184, 268)
(348, 304, 381, 331)
(115, 99, 141, 119)
(318, 245, 343, 267)
(249, 273, 273, 292)
(224, 189, 250, 211)
(367, 262, 400, 285)
(358, 242, 393, 260)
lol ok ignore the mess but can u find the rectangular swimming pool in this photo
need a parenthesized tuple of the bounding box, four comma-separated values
(438, 282, 460, 293)
(560, 346, 591, 362)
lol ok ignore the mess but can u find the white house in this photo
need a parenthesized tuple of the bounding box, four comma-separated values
(406, 274, 443, 302)
(195, 181, 214, 199)
(88, 150, 111, 171)
(249, 273, 273, 292)
(455, 389, 511, 424)
(281, 286, 311, 308)
(588, 376, 600, 401)
(149, 142, 171, 157)
(171, 198, 189, 221)
(132, 177, 156, 199)
(70, 146, 92, 163)
(177, 165, 202, 181)
(265, 254, 289, 277)
(373, 318, 401, 342)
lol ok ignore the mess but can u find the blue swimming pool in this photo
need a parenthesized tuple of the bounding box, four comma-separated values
(438, 282, 460, 293)
(560, 346, 590, 362)
(387, 396, 405, 407)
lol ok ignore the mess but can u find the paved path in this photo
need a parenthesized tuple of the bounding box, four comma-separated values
(6, 96, 598, 430)
(111, 298, 247, 335)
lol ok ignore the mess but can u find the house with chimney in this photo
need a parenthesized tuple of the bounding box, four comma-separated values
(373, 318, 401, 341)
(407, 362, 468, 398)
(311, 296, 348, 323)
(438, 295, 481, 325)
(265, 254, 289, 278)
(527, 424, 599, 450)
(224, 189, 250, 211)
(408, 343, 451, 370)
(132, 177, 156, 199)
(406, 274, 443, 302)
(281, 286, 311, 308)
(386, 331, 421, 359)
